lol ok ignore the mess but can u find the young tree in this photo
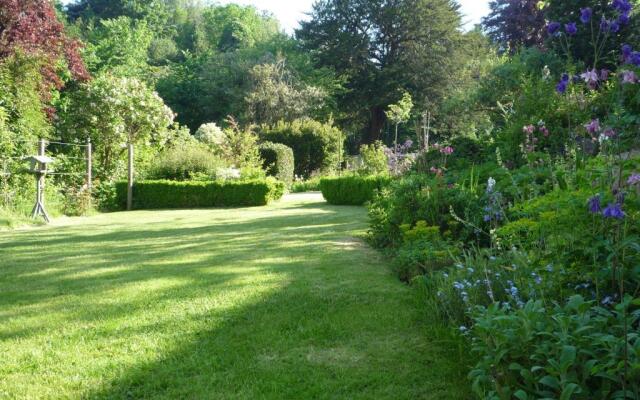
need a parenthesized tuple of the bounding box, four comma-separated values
(385, 92, 414, 154)
(59, 75, 175, 179)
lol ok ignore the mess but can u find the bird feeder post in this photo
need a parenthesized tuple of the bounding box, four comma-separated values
(27, 140, 53, 223)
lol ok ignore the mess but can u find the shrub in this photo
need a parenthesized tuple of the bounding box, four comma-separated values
(320, 175, 391, 206)
(147, 144, 223, 181)
(194, 122, 227, 150)
(259, 142, 294, 187)
(259, 119, 343, 177)
(358, 141, 388, 176)
(291, 177, 321, 193)
(115, 178, 285, 209)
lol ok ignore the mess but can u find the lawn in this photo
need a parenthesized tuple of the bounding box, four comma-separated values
(0, 193, 469, 399)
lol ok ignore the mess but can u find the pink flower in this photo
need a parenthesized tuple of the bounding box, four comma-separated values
(430, 167, 443, 176)
(628, 173, 640, 186)
(584, 119, 601, 134)
(522, 125, 535, 134)
(603, 127, 617, 138)
(621, 70, 638, 84)
(440, 146, 454, 155)
(599, 69, 610, 80)
(539, 126, 550, 137)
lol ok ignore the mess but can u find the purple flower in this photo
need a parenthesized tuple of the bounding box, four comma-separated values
(603, 203, 625, 219)
(618, 12, 630, 25)
(556, 76, 569, 93)
(622, 44, 633, 61)
(547, 22, 561, 35)
(588, 194, 602, 214)
(565, 22, 578, 35)
(581, 69, 599, 89)
(609, 21, 620, 33)
(628, 173, 640, 186)
(631, 52, 640, 67)
(584, 119, 601, 134)
(600, 17, 610, 32)
(600, 69, 610, 80)
(580, 8, 593, 23)
(621, 70, 638, 84)
(612, 0, 632, 14)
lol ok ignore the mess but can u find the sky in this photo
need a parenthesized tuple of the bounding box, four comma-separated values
(61, 0, 492, 33)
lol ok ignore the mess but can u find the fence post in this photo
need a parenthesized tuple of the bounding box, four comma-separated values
(38, 139, 46, 208)
(127, 143, 134, 211)
(86, 138, 92, 192)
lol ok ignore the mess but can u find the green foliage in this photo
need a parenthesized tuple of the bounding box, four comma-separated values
(147, 143, 223, 181)
(260, 119, 343, 178)
(358, 141, 388, 176)
(385, 92, 413, 126)
(194, 122, 226, 150)
(259, 142, 294, 187)
(290, 177, 322, 193)
(470, 296, 640, 400)
(393, 221, 456, 282)
(115, 178, 285, 209)
(245, 59, 325, 125)
(84, 16, 153, 78)
(320, 175, 391, 206)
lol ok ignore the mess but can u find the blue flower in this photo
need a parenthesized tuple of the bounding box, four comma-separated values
(603, 203, 625, 219)
(600, 17, 610, 32)
(618, 12, 630, 25)
(547, 22, 561, 35)
(556, 79, 568, 94)
(612, 0, 632, 13)
(588, 194, 602, 214)
(565, 22, 578, 35)
(580, 8, 592, 23)
(609, 21, 620, 33)
(622, 44, 633, 61)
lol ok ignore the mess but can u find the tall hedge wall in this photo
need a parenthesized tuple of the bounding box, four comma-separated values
(320, 175, 391, 206)
(115, 179, 285, 210)
(259, 142, 294, 187)
(259, 119, 343, 178)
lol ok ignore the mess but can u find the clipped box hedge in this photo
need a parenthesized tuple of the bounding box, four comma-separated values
(115, 179, 285, 210)
(320, 175, 391, 206)
(259, 142, 294, 187)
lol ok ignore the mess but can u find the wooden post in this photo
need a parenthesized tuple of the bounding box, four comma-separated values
(37, 139, 46, 209)
(127, 143, 134, 211)
(86, 138, 92, 192)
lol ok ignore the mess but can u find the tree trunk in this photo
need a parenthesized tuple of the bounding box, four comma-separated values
(363, 106, 386, 144)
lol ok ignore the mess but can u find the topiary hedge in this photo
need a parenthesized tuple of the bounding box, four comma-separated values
(259, 119, 343, 178)
(320, 175, 391, 206)
(115, 179, 285, 210)
(259, 142, 294, 187)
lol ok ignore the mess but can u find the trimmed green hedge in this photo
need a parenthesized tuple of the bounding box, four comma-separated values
(320, 175, 391, 206)
(259, 142, 294, 187)
(115, 179, 285, 209)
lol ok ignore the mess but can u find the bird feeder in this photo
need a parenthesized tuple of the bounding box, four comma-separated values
(24, 155, 54, 223)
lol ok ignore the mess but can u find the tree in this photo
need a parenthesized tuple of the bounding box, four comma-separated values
(245, 58, 325, 126)
(59, 75, 175, 179)
(385, 92, 413, 153)
(482, 0, 546, 53)
(297, 0, 463, 143)
(85, 17, 153, 77)
(0, 0, 88, 100)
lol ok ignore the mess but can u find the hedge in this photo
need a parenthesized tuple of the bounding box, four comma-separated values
(115, 179, 285, 210)
(320, 175, 391, 206)
(259, 142, 294, 187)
(259, 119, 343, 178)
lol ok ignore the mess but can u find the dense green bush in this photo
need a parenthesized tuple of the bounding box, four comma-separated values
(320, 175, 391, 206)
(260, 119, 343, 178)
(115, 178, 285, 209)
(291, 177, 321, 193)
(358, 141, 388, 176)
(259, 142, 294, 187)
(147, 144, 223, 181)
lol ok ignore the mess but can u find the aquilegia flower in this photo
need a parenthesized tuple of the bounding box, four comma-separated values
(622, 44, 633, 62)
(600, 17, 610, 32)
(581, 69, 599, 89)
(556, 73, 570, 94)
(547, 22, 561, 35)
(612, 0, 632, 14)
(588, 194, 602, 214)
(618, 12, 630, 25)
(565, 22, 578, 35)
(603, 203, 625, 219)
(621, 70, 638, 84)
(628, 173, 640, 186)
(440, 146, 454, 155)
(584, 119, 601, 134)
(580, 8, 593, 23)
